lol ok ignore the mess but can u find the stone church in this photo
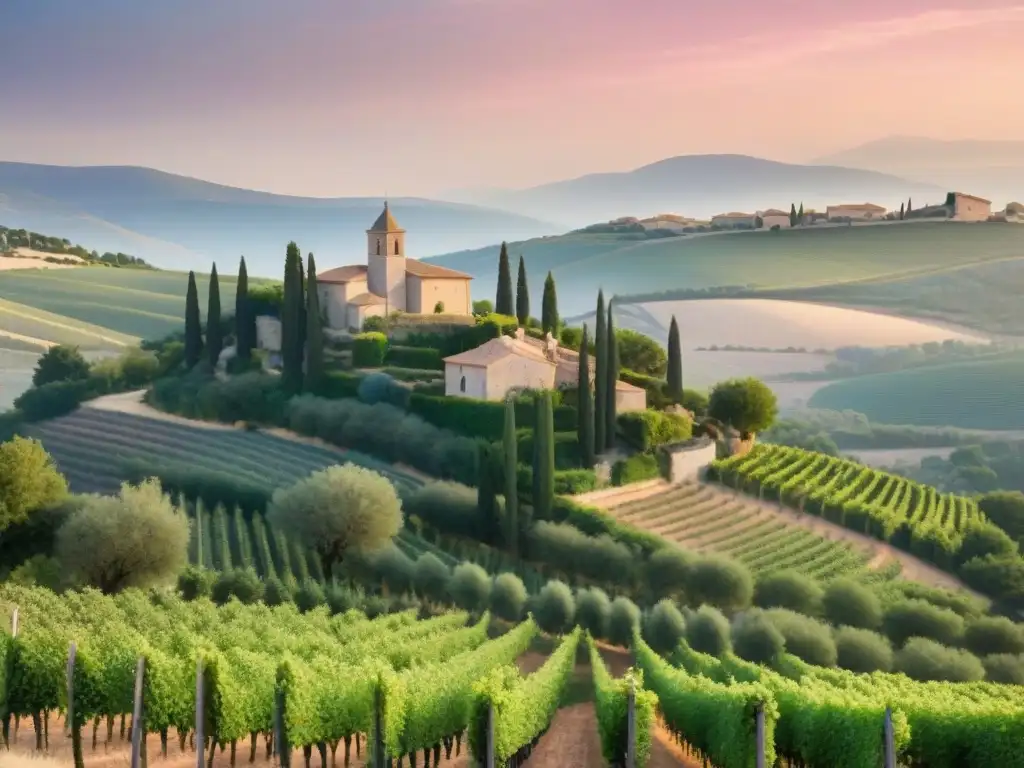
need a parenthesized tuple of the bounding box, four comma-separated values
(316, 203, 474, 330)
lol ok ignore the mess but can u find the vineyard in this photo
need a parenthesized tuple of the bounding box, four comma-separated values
(602, 483, 891, 583)
(708, 444, 989, 570)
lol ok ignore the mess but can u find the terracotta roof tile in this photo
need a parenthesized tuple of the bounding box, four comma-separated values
(368, 201, 404, 233)
(347, 292, 386, 306)
(443, 335, 553, 368)
(318, 265, 368, 284)
(404, 260, 472, 279)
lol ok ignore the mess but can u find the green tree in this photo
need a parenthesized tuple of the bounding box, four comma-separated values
(0, 436, 68, 533)
(495, 241, 514, 315)
(515, 255, 530, 326)
(707, 377, 778, 438)
(594, 291, 607, 453)
(477, 443, 501, 546)
(731, 609, 785, 664)
(532, 580, 575, 635)
(899, 202, 905, 220)
(503, 399, 519, 556)
(907, 197, 913, 214)
(206, 263, 223, 367)
(281, 242, 304, 391)
(267, 463, 403, 580)
(797, 202, 804, 224)
(616, 329, 666, 376)
(822, 578, 882, 629)
(604, 301, 619, 450)
(184, 270, 203, 369)
(686, 605, 730, 656)
(575, 587, 611, 639)
(32, 345, 90, 388)
(490, 572, 527, 622)
(578, 324, 595, 468)
(235, 256, 255, 365)
(666, 316, 683, 403)
(473, 299, 493, 316)
(449, 562, 491, 614)
(978, 491, 1024, 546)
(57, 479, 190, 593)
(541, 271, 559, 335)
(532, 392, 555, 522)
(789, 203, 797, 227)
(646, 599, 686, 655)
(305, 253, 324, 393)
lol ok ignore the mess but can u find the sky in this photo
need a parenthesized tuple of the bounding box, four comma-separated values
(1, 0, 1022, 197)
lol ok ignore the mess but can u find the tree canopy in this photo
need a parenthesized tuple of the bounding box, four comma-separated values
(32, 345, 90, 388)
(708, 377, 779, 436)
(0, 437, 68, 533)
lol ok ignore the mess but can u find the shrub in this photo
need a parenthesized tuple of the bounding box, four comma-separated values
(978, 491, 1024, 546)
(371, 546, 415, 594)
(956, 523, 1019, 567)
(547, 496, 666, 558)
(763, 609, 836, 667)
(894, 637, 984, 682)
(211, 568, 264, 605)
(294, 579, 327, 612)
(617, 410, 691, 452)
(6, 554, 62, 592)
(529, 521, 635, 587)
(405, 482, 481, 540)
(385, 345, 444, 370)
(32, 345, 90, 387)
(611, 454, 661, 486)
(408, 392, 576, 441)
(263, 576, 293, 606)
(177, 565, 214, 600)
(963, 616, 1024, 656)
(56, 480, 190, 594)
(449, 562, 492, 612)
(731, 609, 785, 664)
(834, 626, 894, 673)
(532, 580, 575, 635)
(645, 599, 686, 655)
(490, 572, 527, 622)
(882, 599, 965, 647)
(315, 370, 363, 400)
(981, 653, 1024, 684)
(353, 332, 388, 367)
(753, 571, 823, 615)
(517, 465, 599, 495)
(686, 605, 731, 656)
(645, 547, 693, 602)
(357, 372, 410, 409)
(822, 578, 882, 629)
(575, 587, 612, 639)
(959, 554, 1024, 611)
(516, 430, 582, 470)
(14, 378, 93, 421)
(685, 554, 754, 613)
(413, 553, 451, 603)
(121, 459, 272, 515)
(607, 596, 642, 648)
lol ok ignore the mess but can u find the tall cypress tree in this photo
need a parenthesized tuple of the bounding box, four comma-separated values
(184, 270, 203, 369)
(305, 253, 324, 393)
(235, 256, 254, 365)
(515, 256, 530, 326)
(667, 315, 683, 404)
(797, 202, 804, 225)
(789, 203, 797, 227)
(298, 253, 308, 354)
(477, 443, 498, 545)
(532, 392, 554, 523)
(605, 301, 619, 450)
(495, 242, 514, 316)
(578, 324, 595, 468)
(541, 271, 559, 336)
(281, 242, 304, 391)
(594, 290, 607, 453)
(899, 202, 905, 220)
(907, 197, 913, 214)
(503, 399, 518, 557)
(206, 263, 223, 367)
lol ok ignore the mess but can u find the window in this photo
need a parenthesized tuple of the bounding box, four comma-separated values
(460, 375, 466, 393)
(394, 239, 401, 256)
(376, 239, 381, 255)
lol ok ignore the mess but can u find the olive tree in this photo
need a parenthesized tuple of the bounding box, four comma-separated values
(707, 377, 778, 438)
(0, 436, 68, 533)
(56, 479, 190, 593)
(490, 573, 528, 622)
(268, 463, 403, 580)
(449, 562, 492, 613)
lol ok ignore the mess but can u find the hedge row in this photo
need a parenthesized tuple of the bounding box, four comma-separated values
(385, 346, 444, 371)
(617, 410, 692, 452)
(408, 392, 577, 441)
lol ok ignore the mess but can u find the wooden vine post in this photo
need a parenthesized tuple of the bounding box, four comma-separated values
(130, 657, 146, 768)
(67, 642, 84, 768)
(485, 703, 495, 768)
(883, 707, 896, 768)
(195, 658, 205, 768)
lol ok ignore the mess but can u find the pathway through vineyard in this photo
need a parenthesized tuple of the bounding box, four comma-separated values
(4, 644, 699, 768)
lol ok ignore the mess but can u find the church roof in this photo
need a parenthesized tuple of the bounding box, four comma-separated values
(368, 201, 404, 233)
(318, 265, 368, 284)
(405, 260, 472, 279)
(443, 335, 554, 368)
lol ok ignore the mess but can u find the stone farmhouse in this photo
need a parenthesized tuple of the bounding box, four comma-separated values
(316, 203, 473, 331)
(443, 327, 647, 411)
(947, 192, 992, 222)
(825, 203, 887, 221)
(710, 212, 758, 230)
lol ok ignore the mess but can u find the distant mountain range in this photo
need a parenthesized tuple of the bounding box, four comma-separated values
(812, 137, 1024, 208)
(444, 154, 944, 227)
(0, 162, 557, 277)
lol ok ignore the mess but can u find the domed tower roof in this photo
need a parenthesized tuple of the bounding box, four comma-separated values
(368, 201, 405, 233)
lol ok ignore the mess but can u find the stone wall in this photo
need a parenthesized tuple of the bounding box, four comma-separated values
(660, 437, 717, 483)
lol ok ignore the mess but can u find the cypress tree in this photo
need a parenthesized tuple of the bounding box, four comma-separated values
(281, 242, 304, 391)
(594, 290, 607, 453)
(495, 242, 514, 316)
(797, 202, 804, 224)
(789, 203, 797, 227)
(578, 324, 595, 468)
(478, 444, 499, 546)
(667, 315, 683, 404)
(541, 271, 559, 336)
(899, 202, 905, 220)
(298, 253, 308, 353)
(532, 392, 555, 522)
(605, 301, 619, 450)
(907, 197, 913, 214)
(206, 263, 223, 367)
(235, 256, 254, 365)
(515, 256, 530, 326)
(503, 399, 518, 557)
(305, 253, 324, 393)
(184, 270, 203, 369)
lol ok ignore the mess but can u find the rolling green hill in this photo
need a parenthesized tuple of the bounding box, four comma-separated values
(808, 351, 1024, 429)
(429, 221, 1024, 319)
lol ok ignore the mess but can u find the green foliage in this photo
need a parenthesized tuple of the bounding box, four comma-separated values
(531, 580, 575, 635)
(541, 271, 559, 335)
(963, 615, 1024, 656)
(0, 436, 68, 532)
(894, 637, 985, 682)
(206, 263, 223, 367)
(235, 256, 254, 364)
(31, 345, 90, 387)
(384, 345, 442, 370)
(645, 599, 686, 655)
(13, 378, 92, 421)
(503, 400, 520, 557)
(981, 653, 1024, 684)
(686, 554, 754, 613)
(731, 609, 786, 664)
(607, 596, 641, 647)
(577, 324, 595, 468)
(646, 547, 693, 602)
(407, 391, 576, 441)
(413, 553, 451, 603)
(267, 464, 404, 580)
(616, 328, 667, 377)
(594, 291, 607, 453)
(617, 409, 692, 452)
(56, 479, 190, 593)
(588, 634, 657, 768)
(473, 299, 494, 316)
(515, 256, 529, 326)
(356, 372, 409, 409)
(529, 521, 634, 587)
(611, 453, 660, 486)
(753, 570, 823, 615)
(959, 554, 1024, 611)
(281, 242, 305, 391)
(294, 578, 327, 612)
(604, 302, 619, 451)
(666, 315, 682, 402)
(822, 578, 883, 630)
(882, 598, 965, 647)
(211, 567, 265, 605)
(495, 242, 514, 316)
(177, 565, 214, 600)
(763, 609, 836, 667)
(531, 391, 555, 523)
(685, 605, 731, 657)
(978, 491, 1024, 546)
(353, 331, 389, 367)
(708, 377, 779, 436)
(574, 586, 611, 639)
(184, 270, 203, 369)
(304, 254, 324, 392)
(6, 554, 62, 591)
(490, 572, 527, 622)
(405, 481, 480, 539)
(449, 562, 491, 613)
(833, 626, 894, 673)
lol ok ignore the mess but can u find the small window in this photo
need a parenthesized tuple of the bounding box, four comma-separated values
(376, 239, 381, 255)
(394, 239, 401, 256)
(460, 376, 466, 393)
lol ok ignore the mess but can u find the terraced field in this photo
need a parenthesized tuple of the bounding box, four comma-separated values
(600, 482, 893, 583)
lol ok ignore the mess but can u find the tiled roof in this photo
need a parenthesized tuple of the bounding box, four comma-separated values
(318, 265, 368, 284)
(827, 203, 886, 211)
(347, 292, 386, 306)
(759, 209, 788, 217)
(713, 212, 755, 218)
(368, 201, 404, 233)
(443, 335, 554, 368)
(404, 260, 472, 279)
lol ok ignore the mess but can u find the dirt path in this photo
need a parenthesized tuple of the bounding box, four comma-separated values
(573, 478, 670, 507)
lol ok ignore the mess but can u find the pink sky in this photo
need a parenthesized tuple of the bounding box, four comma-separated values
(1, 0, 1021, 196)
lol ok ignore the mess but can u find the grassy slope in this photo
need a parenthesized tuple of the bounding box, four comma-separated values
(808, 350, 1024, 429)
(430, 222, 1024, 315)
